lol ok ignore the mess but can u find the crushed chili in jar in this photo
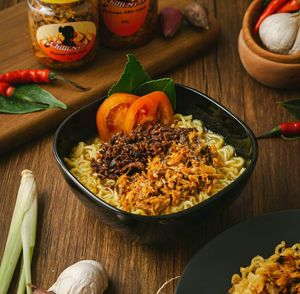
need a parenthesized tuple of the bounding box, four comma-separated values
(99, 0, 158, 48)
(27, 0, 99, 69)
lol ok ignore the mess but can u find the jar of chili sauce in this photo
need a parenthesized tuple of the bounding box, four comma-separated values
(99, 0, 158, 48)
(27, 0, 98, 69)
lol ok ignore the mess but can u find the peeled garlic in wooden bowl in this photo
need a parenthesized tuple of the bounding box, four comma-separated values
(290, 28, 300, 53)
(239, 0, 300, 89)
(259, 13, 300, 54)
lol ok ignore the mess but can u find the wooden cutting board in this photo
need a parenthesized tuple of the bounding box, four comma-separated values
(0, 0, 219, 154)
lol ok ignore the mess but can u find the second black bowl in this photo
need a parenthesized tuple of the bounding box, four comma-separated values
(53, 85, 258, 244)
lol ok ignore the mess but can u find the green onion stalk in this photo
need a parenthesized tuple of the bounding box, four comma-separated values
(0, 170, 38, 294)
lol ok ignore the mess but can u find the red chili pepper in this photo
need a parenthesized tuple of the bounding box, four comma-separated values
(257, 121, 300, 139)
(254, 0, 289, 33)
(0, 82, 15, 97)
(0, 69, 50, 84)
(0, 69, 89, 91)
(278, 0, 300, 12)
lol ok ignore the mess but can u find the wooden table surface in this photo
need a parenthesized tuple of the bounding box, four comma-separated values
(0, 1, 299, 293)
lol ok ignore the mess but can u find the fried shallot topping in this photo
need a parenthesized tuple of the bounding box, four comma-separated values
(230, 243, 300, 294)
(117, 135, 224, 215)
(91, 123, 197, 179)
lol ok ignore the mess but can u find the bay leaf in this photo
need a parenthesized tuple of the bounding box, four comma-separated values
(0, 84, 66, 114)
(15, 85, 67, 109)
(134, 78, 176, 109)
(279, 99, 300, 120)
(108, 54, 151, 96)
(0, 95, 47, 114)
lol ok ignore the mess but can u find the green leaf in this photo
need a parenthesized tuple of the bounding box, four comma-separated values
(0, 84, 67, 114)
(107, 54, 177, 111)
(278, 99, 300, 120)
(15, 84, 67, 110)
(134, 78, 176, 109)
(0, 95, 47, 114)
(108, 53, 151, 96)
(264, 0, 271, 8)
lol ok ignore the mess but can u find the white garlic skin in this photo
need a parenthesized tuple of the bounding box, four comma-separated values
(259, 13, 300, 54)
(289, 27, 300, 54)
(48, 260, 108, 294)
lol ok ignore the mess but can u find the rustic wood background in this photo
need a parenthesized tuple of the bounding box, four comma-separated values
(0, 0, 219, 155)
(0, 0, 299, 293)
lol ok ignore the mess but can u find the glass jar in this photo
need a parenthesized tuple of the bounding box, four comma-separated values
(99, 0, 158, 49)
(27, 0, 99, 69)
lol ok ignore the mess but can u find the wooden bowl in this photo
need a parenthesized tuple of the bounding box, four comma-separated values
(238, 0, 300, 89)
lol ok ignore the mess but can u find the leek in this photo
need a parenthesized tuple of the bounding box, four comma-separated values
(0, 170, 38, 294)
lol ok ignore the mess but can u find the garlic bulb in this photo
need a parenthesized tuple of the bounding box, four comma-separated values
(289, 27, 300, 53)
(259, 13, 300, 54)
(48, 260, 108, 294)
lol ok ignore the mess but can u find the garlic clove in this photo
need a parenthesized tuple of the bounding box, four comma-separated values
(289, 28, 300, 54)
(48, 260, 108, 294)
(259, 13, 300, 54)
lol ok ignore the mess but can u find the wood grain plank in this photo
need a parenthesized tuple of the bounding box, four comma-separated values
(0, 0, 300, 293)
(0, 0, 219, 154)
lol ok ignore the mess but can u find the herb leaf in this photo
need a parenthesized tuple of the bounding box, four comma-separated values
(15, 85, 67, 110)
(135, 78, 176, 109)
(278, 99, 300, 120)
(0, 95, 47, 114)
(0, 84, 67, 114)
(108, 54, 151, 96)
(264, 0, 271, 8)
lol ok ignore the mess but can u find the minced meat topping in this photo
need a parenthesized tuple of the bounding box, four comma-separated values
(91, 123, 226, 215)
(91, 123, 197, 180)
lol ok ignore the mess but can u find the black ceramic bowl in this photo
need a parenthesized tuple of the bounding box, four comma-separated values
(53, 85, 258, 244)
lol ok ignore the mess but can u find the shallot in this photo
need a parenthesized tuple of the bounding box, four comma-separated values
(159, 7, 183, 38)
(183, 0, 209, 30)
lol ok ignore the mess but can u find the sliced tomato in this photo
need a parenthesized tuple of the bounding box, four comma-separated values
(96, 93, 138, 141)
(124, 91, 174, 134)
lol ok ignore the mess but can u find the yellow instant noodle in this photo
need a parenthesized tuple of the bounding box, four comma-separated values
(229, 242, 300, 294)
(65, 114, 245, 215)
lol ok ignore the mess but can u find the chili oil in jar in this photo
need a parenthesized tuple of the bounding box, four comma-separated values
(99, 0, 158, 48)
(27, 0, 98, 69)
